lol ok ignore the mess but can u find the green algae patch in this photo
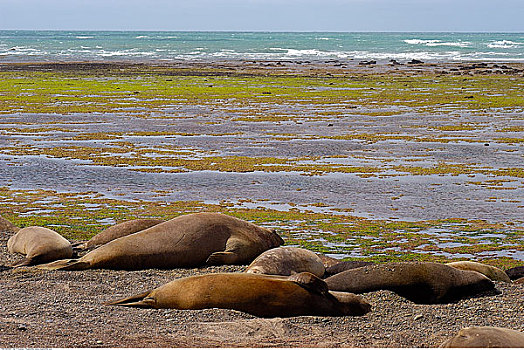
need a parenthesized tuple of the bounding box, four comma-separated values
(1, 187, 521, 268)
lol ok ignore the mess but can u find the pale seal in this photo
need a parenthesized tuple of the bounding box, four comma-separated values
(37, 212, 283, 270)
(7, 226, 73, 267)
(78, 218, 164, 249)
(440, 326, 524, 348)
(446, 261, 511, 282)
(106, 272, 371, 317)
(325, 262, 496, 304)
(245, 247, 325, 277)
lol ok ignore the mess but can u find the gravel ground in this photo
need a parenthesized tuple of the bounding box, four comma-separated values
(1, 231, 523, 348)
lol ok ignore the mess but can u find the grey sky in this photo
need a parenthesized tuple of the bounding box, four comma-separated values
(0, 0, 523, 32)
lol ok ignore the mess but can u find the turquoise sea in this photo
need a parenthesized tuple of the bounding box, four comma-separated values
(1, 31, 524, 62)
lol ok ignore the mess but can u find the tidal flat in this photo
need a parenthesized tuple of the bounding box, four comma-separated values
(0, 60, 523, 267)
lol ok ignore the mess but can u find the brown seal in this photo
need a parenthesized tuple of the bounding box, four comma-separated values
(78, 218, 164, 249)
(514, 276, 524, 284)
(440, 326, 524, 348)
(505, 265, 524, 280)
(0, 215, 19, 233)
(7, 226, 73, 267)
(324, 260, 375, 277)
(446, 261, 511, 282)
(37, 212, 283, 270)
(316, 254, 341, 269)
(106, 272, 371, 317)
(245, 247, 325, 277)
(325, 262, 496, 304)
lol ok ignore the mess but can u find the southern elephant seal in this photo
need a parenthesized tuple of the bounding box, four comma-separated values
(514, 276, 524, 284)
(245, 247, 325, 277)
(505, 266, 524, 280)
(324, 260, 375, 277)
(325, 262, 496, 304)
(0, 215, 19, 233)
(37, 212, 283, 270)
(7, 226, 73, 267)
(77, 218, 164, 249)
(440, 326, 524, 348)
(446, 261, 511, 282)
(106, 272, 371, 318)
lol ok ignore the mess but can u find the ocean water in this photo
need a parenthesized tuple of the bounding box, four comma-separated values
(1, 31, 524, 62)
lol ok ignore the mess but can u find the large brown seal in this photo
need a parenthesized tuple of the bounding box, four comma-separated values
(0, 215, 19, 233)
(440, 326, 524, 348)
(78, 218, 164, 249)
(324, 260, 375, 277)
(7, 226, 73, 267)
(37, 212, 283, 270)
(245, 247, 325, 277)
(446, 261, 511, 282)
(505, 265, 524, 280)
(325, 262, 496, 304)
(106, 272, 371, 318)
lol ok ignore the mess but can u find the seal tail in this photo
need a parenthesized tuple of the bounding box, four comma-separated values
(34, 259, 91, 271)
(105, 291, 154, 308)
(10, 257, 33, 268)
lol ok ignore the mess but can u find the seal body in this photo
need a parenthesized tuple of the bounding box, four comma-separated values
(107, 272, 371, 318)
(79, 218, 164, 249)
(446, 261, 511, 282)
(0, 215, 19, 233)
(505, 266, 524, 280)
(245, 247, 325, 277)
(38, 212, 283, 270)
(325, 262, 495, 304)
(7, 226, 73, 266)
(324, 260, 375, 277)
(440, 326, 524, 348)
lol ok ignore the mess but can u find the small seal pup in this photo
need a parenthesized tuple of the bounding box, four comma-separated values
(245, 247, 325, 277)
(77, 218, 164, 249)
(325, 262, 495, 304)
(106, 272, 371, 318)
(505, 266, 524, 280)
(0, 215, 19, 233)
(440, 326, 524, 348)
(37, 212, 283, 270)
(446, 261, 511, 282)
(7, 226, 73, 267)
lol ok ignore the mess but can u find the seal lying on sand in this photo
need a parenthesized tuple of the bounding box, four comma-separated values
(440, 326, 524, 348)
(245, 247, 325, 277)
(37, 212, 283, 270)
(0, 215, 19, 233)
(325, 262, 496, 304)
(106, 272, 371, 318)
(7, 226, 73, 267)
(446, 261, 511, 282)
(77, 218, 164, 249)
(505, 265, 524, 280)
(324, 260, 375, 277)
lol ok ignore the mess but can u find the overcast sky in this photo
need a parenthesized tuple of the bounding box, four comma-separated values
(0, 0, 523, 32)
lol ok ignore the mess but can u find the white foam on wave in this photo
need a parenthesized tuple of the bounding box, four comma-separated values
(75, 36, 94, 39)
(135, 36, 149, 39)
(487, 40, 522, 48)
(404, 39, 471, 48)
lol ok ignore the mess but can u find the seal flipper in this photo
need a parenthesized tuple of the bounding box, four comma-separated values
(205, 251, 239, 265)
(288, 272, 329, 296)
(105, 291, 154, 308)
(35, 258, 91, 271)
